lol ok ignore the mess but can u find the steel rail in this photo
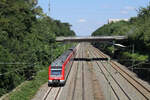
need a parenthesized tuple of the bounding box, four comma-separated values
(65, 44, 80, 100)
(43, 87, 61, 100)
(43, 87, 53, 100)
(87, 47, 120, 100)
(82, 44, 85, 100)
(43, 44, 79, 100)
(71, 46, 81, 100)
(54, 88, 61, 100)
(93, 46, 150, 99)
(90, 47, 131, 100)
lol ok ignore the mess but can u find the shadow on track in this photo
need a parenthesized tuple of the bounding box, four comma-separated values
(72, 58, 108, 61)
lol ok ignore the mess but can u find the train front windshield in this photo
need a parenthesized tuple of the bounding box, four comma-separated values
(51, 70, 62, 75)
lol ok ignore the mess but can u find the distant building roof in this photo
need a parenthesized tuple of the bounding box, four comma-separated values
(108, 19, 129, 24)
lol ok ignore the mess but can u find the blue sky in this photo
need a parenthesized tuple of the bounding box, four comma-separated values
(38, 0, 150, 36)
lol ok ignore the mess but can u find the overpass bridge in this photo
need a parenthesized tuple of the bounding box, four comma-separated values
(56, 36, 127, 42)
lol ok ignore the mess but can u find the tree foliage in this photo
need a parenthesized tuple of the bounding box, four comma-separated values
(0, 0, 75, 96)
(92, 3, 150, 60)
(92, 3, 150, 82)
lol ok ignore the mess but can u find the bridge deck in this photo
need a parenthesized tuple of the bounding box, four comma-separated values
(56, 36, 127, 42)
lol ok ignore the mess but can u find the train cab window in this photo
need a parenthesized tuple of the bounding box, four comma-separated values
(51, 70, 62, 75)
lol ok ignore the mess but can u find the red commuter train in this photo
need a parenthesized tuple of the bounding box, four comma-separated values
(48, 46, 76, 86)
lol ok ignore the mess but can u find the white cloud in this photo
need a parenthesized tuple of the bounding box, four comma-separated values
(78, 19, 87, 23)
(120, 6, 135, 14)
(124, 6, 135, 10)
(120, 10, 129, 14)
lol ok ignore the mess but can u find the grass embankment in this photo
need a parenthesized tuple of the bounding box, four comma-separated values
(4, 67, 48, 100)
(1, 44, 76, 100)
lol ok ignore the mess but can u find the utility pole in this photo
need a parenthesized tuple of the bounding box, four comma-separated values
(48, 0, 50, 16)
(132, 44, 135, 72)
(112, 40, 115, 58)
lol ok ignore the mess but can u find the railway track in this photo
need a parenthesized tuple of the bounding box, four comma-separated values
(86, 46, 105, 100)
(71, 60, 80, 100)
(88, 44, 150, 100)
(42, 87, 61, 100)
(33, 43, 149, 100)
(71, 44, 81, 100)
(82, 44, 85, 100)
(71, 43, 85, 100)
(42, 45, 81, 100)
(43, 87, 53, 100)
(89, 48, 130, 100)
(87, 47, 119, 100)
(93, 46, 150, 99)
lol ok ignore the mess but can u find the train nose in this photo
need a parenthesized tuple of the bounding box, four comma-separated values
(53, 80, 60, 84)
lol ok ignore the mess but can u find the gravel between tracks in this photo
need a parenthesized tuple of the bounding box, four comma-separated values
(31, 83, 49, 100)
